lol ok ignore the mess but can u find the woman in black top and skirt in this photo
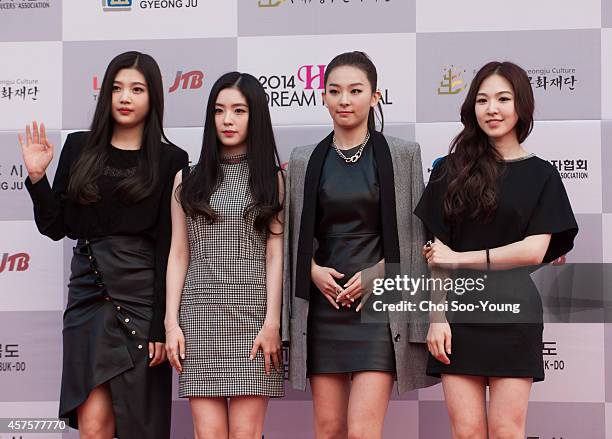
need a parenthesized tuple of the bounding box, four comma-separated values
(288, 52, 432, 439)
(415, 61, 578, 439)
(19, 51, 188, 439)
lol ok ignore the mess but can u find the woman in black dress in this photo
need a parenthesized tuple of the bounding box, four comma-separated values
(415, 61, 578, 439)
(288, 51, 432, 439)
(19, 51, 188, 438)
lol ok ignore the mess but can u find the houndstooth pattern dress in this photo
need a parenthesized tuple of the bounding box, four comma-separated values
(178, 155, 284, 398)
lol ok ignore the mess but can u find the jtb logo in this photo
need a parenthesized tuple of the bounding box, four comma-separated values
(94, 71, 204, 97)
(0, 253, 30, 273)
(169, 70, 204, 93)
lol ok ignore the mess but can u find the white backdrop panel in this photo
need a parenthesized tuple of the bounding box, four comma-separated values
(0, 42, 62, 130)
(62, 0, 237, 41)
(416, 0, 601, 33)
(0, 221, 63, 312)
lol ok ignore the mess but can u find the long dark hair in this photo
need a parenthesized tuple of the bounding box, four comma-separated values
(442, 61, 534, 223)
(179, 72, 283, 235)
(68, 51, 171, 204)
(324, 51, 384, 132)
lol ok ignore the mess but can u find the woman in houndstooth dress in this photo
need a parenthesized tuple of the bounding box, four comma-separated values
(164, 72, 285, 438)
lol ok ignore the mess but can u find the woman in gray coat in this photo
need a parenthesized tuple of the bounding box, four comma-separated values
(282, 51, 438, 439)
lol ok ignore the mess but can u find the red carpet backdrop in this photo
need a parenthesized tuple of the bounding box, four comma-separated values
(0, 0, 611, 437)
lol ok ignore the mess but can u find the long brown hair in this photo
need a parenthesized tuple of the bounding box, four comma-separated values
(442, 61, 534, 223)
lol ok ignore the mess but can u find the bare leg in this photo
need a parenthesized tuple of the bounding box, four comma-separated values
(310, 373, 351, 439)
(77, 383, 115, 439)
(488, 377, 532, 439)
(346, 371, 394, 439)
(228, 395, 269, 439)
(441, 374, 488, 439)
(190, 397, 229, 439)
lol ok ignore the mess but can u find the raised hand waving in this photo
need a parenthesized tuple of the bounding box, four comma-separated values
(18, 121, 54, 184)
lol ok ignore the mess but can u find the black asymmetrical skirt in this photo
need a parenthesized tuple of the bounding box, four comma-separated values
(59, 236, 172, 438)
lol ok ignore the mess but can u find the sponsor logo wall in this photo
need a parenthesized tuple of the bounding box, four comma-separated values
(62, 0, 236, 41)
(0, 312, 63, 401)
(0, 0, 61, 42)
(416, 29, 601, 123)
(0, 221, 63, 312)
(0, 1, 609, 437)
(416, 0, 600, 32)
(0, 131, 61, 221)
(238, 0, 415, 36)
(62, 38, 237, 129)
(0, 42, 62, 130)
(238, 33, 416, 126)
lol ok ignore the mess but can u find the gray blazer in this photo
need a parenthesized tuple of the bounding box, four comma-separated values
(282, 134, 440, 393)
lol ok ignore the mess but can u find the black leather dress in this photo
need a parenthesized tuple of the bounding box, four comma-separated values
(307, 140, 395, 374)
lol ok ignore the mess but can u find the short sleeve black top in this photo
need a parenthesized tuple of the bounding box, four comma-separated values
(414, 154, 578, 263)
(25, 131, 189, 341)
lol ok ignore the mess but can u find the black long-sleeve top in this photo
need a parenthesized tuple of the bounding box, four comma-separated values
(25, 131, 189, 342)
